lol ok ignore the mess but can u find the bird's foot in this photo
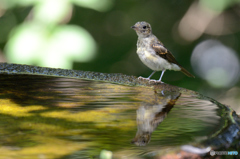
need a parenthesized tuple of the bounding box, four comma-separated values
(149, 80, 164, 84)
(149, 79, 157, 83)
(138, 76, 150, 81)
(157, 80, 164, 83)
(138, 76, 164, 84)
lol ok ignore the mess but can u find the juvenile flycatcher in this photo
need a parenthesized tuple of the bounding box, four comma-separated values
(131, 21, 195, 82)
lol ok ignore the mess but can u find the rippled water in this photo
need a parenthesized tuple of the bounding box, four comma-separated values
(0, 74, 224, 158)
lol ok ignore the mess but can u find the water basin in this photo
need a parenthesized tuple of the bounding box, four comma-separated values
(0, 73, 228, 159)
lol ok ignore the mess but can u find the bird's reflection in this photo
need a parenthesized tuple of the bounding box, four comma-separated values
(132, 91, 181, 146)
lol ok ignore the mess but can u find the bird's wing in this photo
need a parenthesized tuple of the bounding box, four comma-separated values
(152, 41, 195, 78)
(151, 42, 180, 65)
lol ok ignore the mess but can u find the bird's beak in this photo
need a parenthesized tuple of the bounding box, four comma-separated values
(131, 25, 137, 30)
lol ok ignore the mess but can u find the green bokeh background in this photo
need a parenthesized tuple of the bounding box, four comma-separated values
(0, 0, 239, 112)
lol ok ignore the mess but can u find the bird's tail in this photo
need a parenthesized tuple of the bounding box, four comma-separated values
(180, 67, 195, 78)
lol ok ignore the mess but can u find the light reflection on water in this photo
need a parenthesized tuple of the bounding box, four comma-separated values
(0, 74, 224, 158)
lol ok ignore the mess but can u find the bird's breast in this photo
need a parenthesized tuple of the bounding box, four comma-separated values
(136, 47, 180, 71)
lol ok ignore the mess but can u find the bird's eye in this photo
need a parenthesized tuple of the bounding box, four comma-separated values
(143, 26, 147, 29)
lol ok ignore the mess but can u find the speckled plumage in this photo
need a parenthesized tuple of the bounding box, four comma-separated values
(131, 21, 194, 82)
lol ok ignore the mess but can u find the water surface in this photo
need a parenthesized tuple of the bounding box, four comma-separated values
(0, 74, 224, 158)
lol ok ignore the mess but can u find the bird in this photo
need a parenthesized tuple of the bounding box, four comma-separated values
(131, 21, 195, 83)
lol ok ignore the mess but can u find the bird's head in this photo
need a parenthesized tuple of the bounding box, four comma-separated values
(131, 21, 152, 38)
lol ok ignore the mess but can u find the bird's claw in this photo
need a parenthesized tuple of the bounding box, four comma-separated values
(149, 79, 157, 83)
(138, 76, 150, 80)
(138, 76, 164, 84)
(149, 80, 164, 84)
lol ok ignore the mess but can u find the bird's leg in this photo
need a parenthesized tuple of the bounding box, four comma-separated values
(147, 71, 156, 79)
(138, 71, 156, 81)
(157, 70, 165, 83)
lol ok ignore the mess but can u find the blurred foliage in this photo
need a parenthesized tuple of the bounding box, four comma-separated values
(200, 0, 240, 12)
(0, 0, 240, 112)
(0, 0, 103, 68)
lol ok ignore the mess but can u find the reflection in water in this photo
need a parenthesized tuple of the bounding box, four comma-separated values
(132, 92, 180, 146)
(0, 74, 226, 158)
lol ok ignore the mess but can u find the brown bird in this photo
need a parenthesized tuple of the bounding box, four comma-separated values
(131, 21, 195, 82)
